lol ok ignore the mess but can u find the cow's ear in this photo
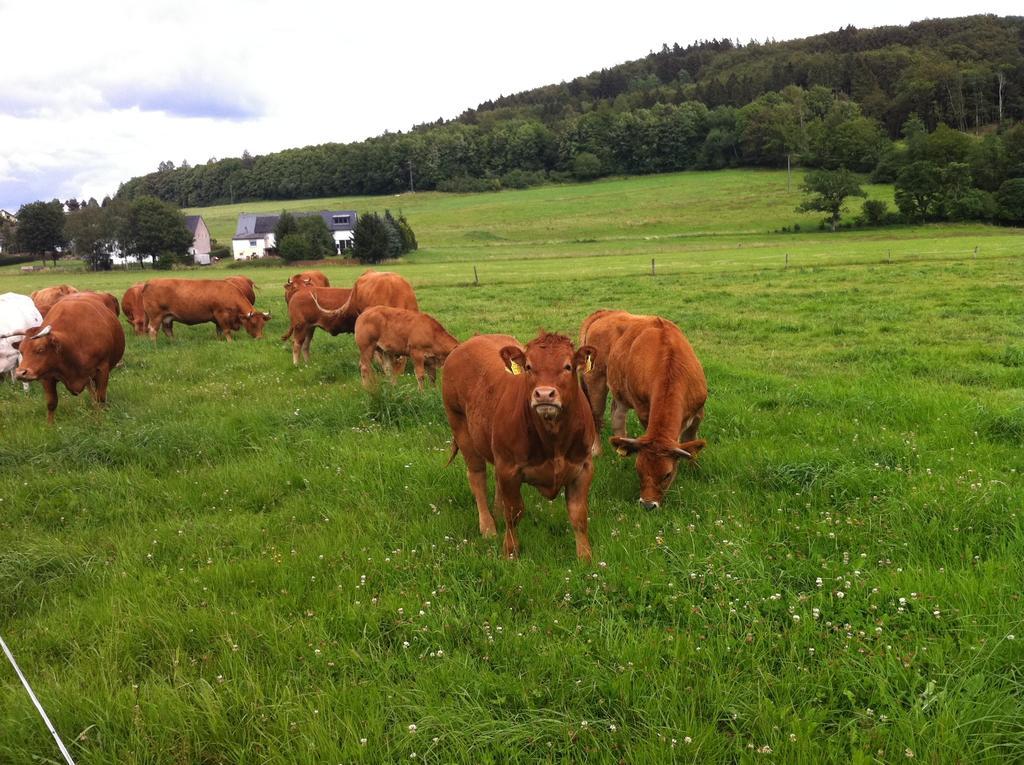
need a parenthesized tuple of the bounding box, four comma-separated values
(574, 344, 596, 372)
(499, 345, 526, 375)
(10, 339, 21, 351)
(610, 435, 643, 456)
(673, 438, 707, 461)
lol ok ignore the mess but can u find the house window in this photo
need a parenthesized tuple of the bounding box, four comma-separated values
(249, 240, 257, 247)
(332, 215, 349, 225)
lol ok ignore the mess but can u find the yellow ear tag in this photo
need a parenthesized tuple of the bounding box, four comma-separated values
(508, 361, 523, 375)
(585, 355, 594, 373)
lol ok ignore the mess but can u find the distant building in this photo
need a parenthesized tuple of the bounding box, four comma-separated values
(185, 215, 212, 265)
(231, 210, 357, 260)
(0, 209, 15, 224)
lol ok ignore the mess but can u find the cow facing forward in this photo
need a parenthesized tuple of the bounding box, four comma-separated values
(13, 295, 125, 423)
(443, 332, 597, 560)
(284, 271, 330, 303)
(580, 309, 707, 509)
(354, 306, 458, 389)
(142, 279, 270, 342)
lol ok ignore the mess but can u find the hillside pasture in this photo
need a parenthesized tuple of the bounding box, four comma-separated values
(1, 175, 1023, 763)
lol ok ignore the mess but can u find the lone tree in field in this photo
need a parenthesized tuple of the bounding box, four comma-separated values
(15, 200, 66, 265)
(796, 168, 865, 231)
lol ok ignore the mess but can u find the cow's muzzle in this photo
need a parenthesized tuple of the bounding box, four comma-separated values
(14, 368, 36, 381)
(531, 387, 562, 419)
(639, 498, 660, 510)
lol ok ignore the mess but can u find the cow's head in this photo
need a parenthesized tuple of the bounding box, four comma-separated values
(500, 332, 595, 423)
(13, 325, 59, 381)
(609, 435, 706, 509)
(242, 310, 271, 338)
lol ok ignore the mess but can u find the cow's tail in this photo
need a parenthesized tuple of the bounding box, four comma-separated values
(280, 324, 293, 341)
(445, 439, 460, 467)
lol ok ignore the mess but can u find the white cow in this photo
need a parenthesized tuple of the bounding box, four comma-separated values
(0, 292, 43, 390)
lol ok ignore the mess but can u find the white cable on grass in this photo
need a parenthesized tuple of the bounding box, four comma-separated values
(0, 632, 76, 765)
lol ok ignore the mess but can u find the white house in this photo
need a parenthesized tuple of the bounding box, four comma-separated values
(231, 210, 357, 260)
(185, 215, 213, 265)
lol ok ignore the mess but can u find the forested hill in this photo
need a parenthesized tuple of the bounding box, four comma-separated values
(464, 15, 1024, 136)
(117, 15, 1024, 208)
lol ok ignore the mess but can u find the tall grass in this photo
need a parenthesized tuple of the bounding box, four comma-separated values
(0, 172, 1023, 763)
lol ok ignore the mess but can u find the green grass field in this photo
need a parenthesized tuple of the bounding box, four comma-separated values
(2, 170, 1024, 763)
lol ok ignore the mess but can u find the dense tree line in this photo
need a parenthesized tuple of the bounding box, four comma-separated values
(5, 197, 194, 269)
(116, 16, 1023, 208)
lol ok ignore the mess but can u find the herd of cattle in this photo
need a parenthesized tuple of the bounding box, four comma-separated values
(0, 270, 707, 559)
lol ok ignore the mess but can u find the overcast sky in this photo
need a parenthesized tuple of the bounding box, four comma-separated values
(0, 0, 1019, 211)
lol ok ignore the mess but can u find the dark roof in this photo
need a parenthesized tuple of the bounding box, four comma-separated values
(184, 215, 203, 234)
(232, 210, 357, 238)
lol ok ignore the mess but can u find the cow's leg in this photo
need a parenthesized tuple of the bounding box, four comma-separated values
(162, 316, 174, 338)
(410, 351, 427, 390)
(585, 370, 610, 434)
(41, 378, 58, 424)
(92, 364, 111, 405)
(302, 330, 313, 362)
(682, 406, 704, 442)
(425, 360, 438, 385)
(390, 353, 406, 385)
(148, 316, 160, 342)
(565, 463, 594, 562)
(291, 324, 307, 365)
(358, 342, 377, 389)
(610, 397, 629, 437)
(495, 469, 525, 559)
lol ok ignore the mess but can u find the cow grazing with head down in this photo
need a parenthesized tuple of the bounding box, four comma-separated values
(355, 306, 458, 389)
(142, 278, 270, 342)
(122, 283, 148, 334)
(0, 292, 42, 388)
(12, 295, 125, 423)
(31, 284, 78, 317)
(224, 276, 257, 305)
(580, 309, 707, 510)
(284, 271, 330, 303)
(443, 332, 598, 560)
(283, 286, 353, 364)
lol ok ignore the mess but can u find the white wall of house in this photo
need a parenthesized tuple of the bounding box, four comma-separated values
(333, 230, 354, 251)
(232, 236, 272, 260)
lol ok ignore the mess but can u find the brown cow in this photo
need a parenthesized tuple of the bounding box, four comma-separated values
(284, 270, 330, 303)
(122, 283, 148, 334)
(283, 286, 353, 364)
(13, 295, 125, 423)
(224, 275, 257, 304)
(580, 309, 707, 509)
(142, 278, 271, 342)
(339, 270, 418, 319)
(76, 291, 120, 317)
(355, 306, 458, 389)
(31, 284, 78, 317)
(443, 332, 597, 560)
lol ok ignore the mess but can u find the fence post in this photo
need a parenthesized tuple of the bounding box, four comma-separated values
(473, 265, 478, 286)
(785, 253, 788, 269)
(651, 258, 656, 277)
(974, 246, 978, 260)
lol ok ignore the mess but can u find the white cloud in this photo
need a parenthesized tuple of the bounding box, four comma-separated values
(0, 0, 1020, 208)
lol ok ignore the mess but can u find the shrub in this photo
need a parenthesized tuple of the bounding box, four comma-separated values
(277, 233, 312, 262)
(352, 212, 391, 263)
(859, 199, 890, 226)
(437, 176, 501, 193)
(996, 178, 1024, 224)
(572, 152, 603, 181)
(296, 216, 334, 259)
(500, 169, 546, 189)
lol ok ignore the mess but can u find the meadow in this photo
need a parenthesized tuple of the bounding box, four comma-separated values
(1, 170, 1023, 763)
